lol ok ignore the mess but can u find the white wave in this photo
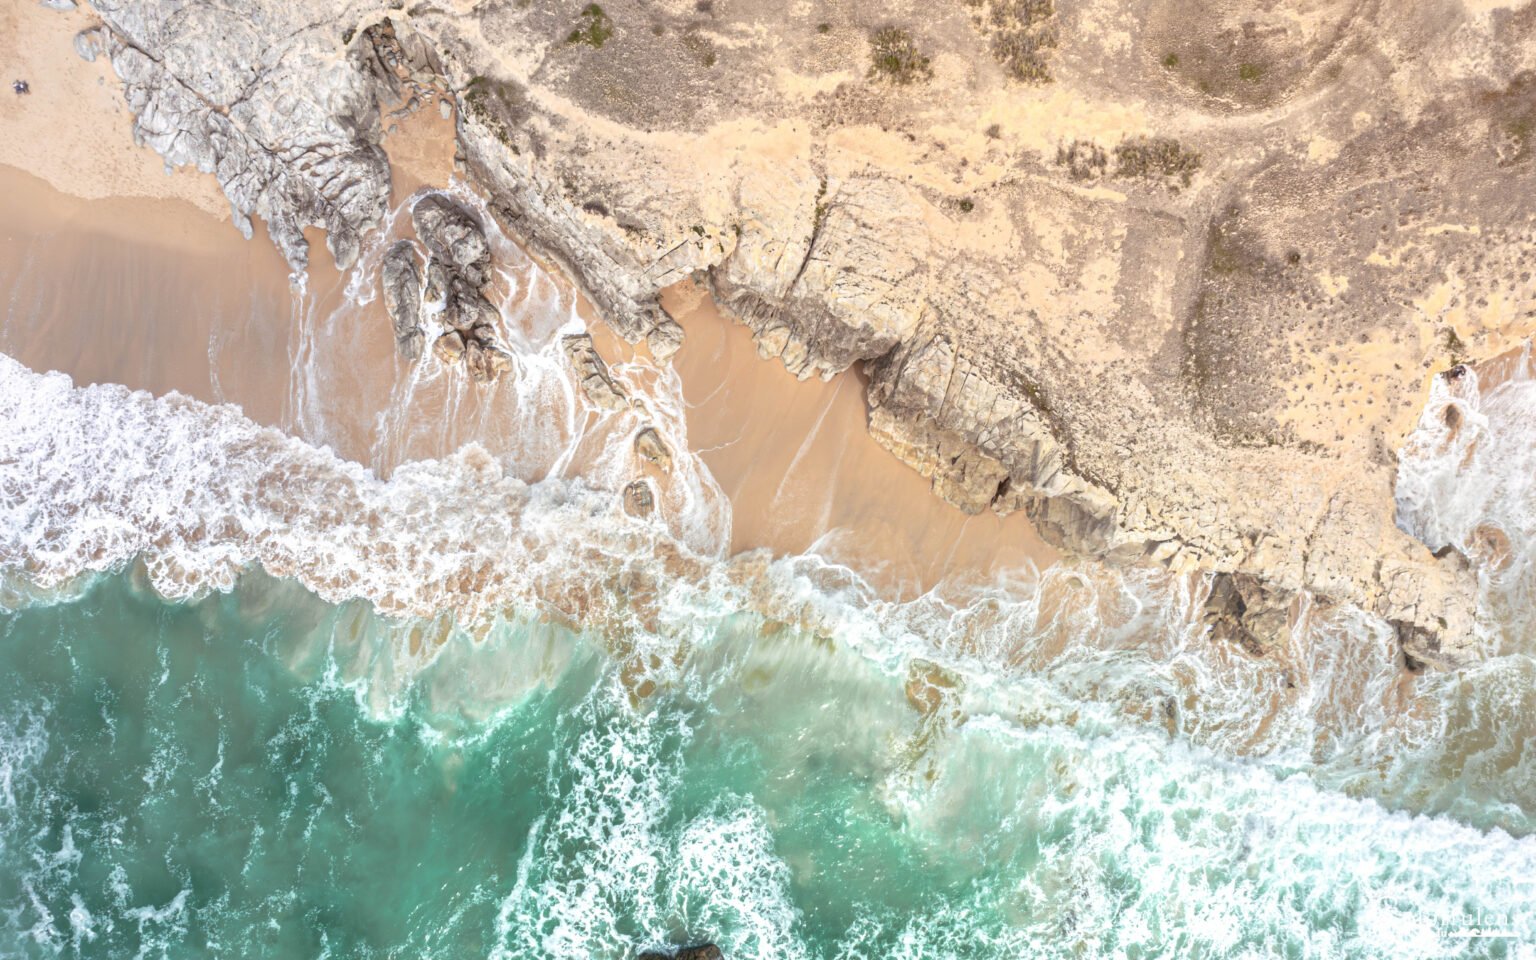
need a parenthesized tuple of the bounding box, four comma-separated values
(1397, 347, 1536, 649)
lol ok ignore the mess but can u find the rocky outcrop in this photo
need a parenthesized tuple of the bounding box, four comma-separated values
(385, 193, 513, 383)
(381, 241, 424, 358)
(80, 0, 1536, 666)
(562, 334, 628, 411)
(623, 479, 656, 518)
(84, 0, 390, 271)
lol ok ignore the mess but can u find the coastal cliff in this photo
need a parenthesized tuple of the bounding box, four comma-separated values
(69, 0, 1536, 667)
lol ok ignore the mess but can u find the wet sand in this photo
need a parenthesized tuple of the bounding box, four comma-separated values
(662, 280, 1056, 595)
(0, 165, 297, 425)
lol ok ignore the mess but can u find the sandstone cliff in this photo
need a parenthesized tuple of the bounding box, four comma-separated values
(70, 0, 1536, 667)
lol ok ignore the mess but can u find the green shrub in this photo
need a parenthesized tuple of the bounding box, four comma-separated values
(1113, 136, 1201, 188)
(868, 27, 933, 84)
(567, 4, 614, 48)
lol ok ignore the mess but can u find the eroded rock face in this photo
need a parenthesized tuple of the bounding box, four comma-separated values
(562, 334, 628, 411)
(384, 193, 513, 383)
(83, 0, 1536, 665)
(381, 241, 424, 358)
(412, 194, 492, 288)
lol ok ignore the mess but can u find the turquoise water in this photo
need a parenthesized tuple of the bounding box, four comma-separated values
(2, 569, 1533, 959)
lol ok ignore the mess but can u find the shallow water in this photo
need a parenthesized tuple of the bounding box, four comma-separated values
(2, 170, 1536, 958)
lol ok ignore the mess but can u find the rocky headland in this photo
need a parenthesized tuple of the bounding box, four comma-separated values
(59, 0, 1536, 667)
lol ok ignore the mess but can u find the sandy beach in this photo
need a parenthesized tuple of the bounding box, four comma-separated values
(0, 7, 1052, 603)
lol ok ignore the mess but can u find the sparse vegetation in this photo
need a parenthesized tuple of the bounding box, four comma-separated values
(1055, 139, 1108, 180)
(961, 0, 1057, 84)
(985, 123, 1002, 139)
(1113, 135, 1202, 188)
(868, 27, 933, 85)
(681, 28, 718, 67)
(1238, 62, 1264, 83)
(462, 75, 527, 147)
(567, 4, 614, 48)
(1161, 52, 1178, 68)
(811, 177, 829, 233)
(1442, 327, 1468, 364)
(341, 26, 356, 45)
(959, 198, 975, 213)
(816, 22, 831, 34)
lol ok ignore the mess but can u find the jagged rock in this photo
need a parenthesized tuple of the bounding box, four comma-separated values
(464, 339, 513, 383)
(433, 330, 465, 365)
(623, 479, 655, 518)
(411, 194, 492, 287)
(562, 334, 627, 411)
(1203, 573, 1293, 657)
(445, 275, 497, 332)
(86, 3, 389, 269)
(422, 259, 450, 311)
(381, 240, 423, 356)
(73, 26, 108, 62)
(634, 427, 672, 473)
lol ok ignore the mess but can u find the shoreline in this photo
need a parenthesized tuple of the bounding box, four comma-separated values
(0, 18, 1054, 601)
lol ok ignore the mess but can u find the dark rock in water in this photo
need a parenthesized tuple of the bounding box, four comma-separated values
(562, 334, 628, 410)
(634, 944, 722, 960)
(380, 240, 423, 353)
(1202, 572, 1290, 657)
(623, 479, 656, 518)
(634, 427, 672, 472)
(411, 194, 491, 287)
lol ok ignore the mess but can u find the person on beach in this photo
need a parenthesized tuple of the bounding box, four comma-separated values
(12, 80, 29, 95)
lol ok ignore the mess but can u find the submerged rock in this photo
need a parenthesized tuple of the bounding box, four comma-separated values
(634, 427, 672, 473)
(635, 944, 722, 960)
(623, 479, 656, 518)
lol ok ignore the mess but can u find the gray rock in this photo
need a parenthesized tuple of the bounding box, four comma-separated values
(411, 194, 492, 288)
(381, 241, 423, 354)
(561, 334, 627, 411)
(73, 27, 108, 62)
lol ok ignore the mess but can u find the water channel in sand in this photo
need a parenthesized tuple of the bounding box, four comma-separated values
(0, 159, 1052, 600)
